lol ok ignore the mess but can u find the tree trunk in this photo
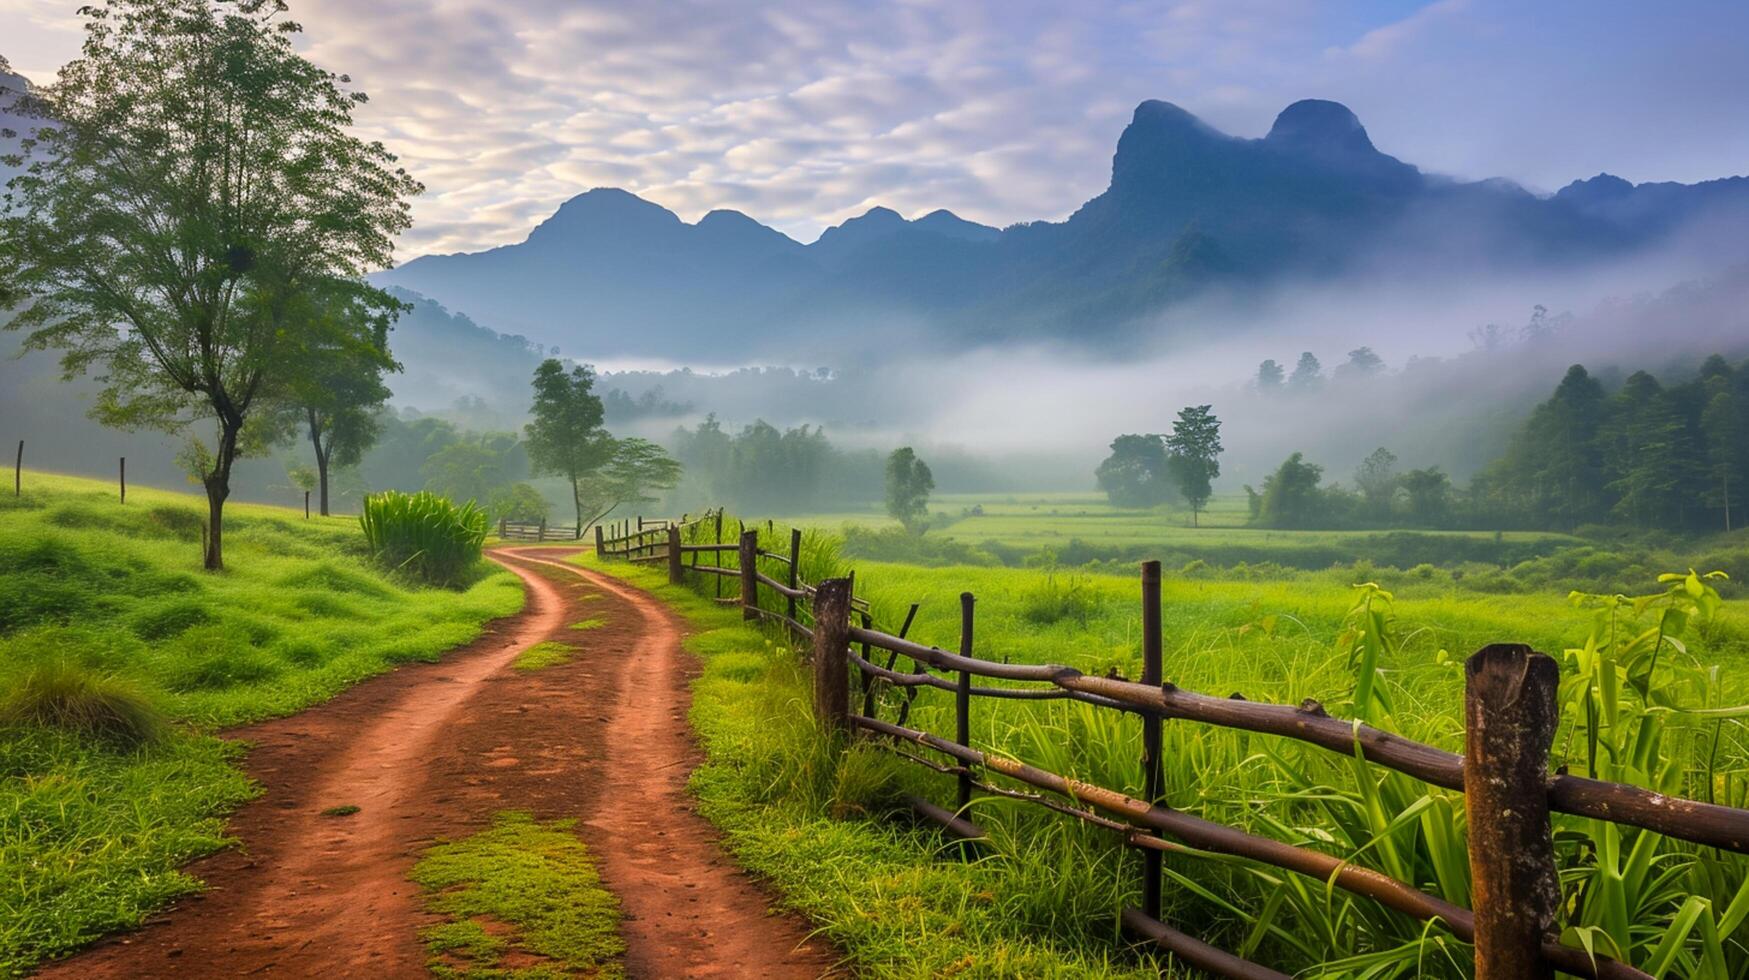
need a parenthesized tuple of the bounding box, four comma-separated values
(571, 475, 584, 540)
(308, 409, 331, 517)
(203, 420, 240, 571)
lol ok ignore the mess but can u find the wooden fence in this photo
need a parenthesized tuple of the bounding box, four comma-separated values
(498, 518, 578, 541)
(601, 521, 1749, 979)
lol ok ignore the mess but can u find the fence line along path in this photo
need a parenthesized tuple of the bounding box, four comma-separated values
(599, 514, 1749, 980)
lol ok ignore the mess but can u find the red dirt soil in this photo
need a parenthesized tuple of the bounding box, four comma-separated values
(38, 546, 839, 979)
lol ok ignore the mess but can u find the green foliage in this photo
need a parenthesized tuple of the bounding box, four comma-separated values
(1164, 404, 1222, 524)
(579, 436, 683, 530)
(487, 481, 549, 523)
(1479, 356, 1749, 532)
(1018, 569, 1102, 626)
(884, 446, 934, 533)
(359, 490, 488, 587)
(671, 414, 863, 513)
(0, 0, 421, 568)
(0, 660, 167, 749)
(1255, 451, 1329, 528)
(1095, 433, 1175, 508)
(411, 811, 623, 979)
(524, 358, 610, 528)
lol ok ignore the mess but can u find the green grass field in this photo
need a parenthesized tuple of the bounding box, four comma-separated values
(603, 512, 1749, 978)
(0, 471, 522, 973)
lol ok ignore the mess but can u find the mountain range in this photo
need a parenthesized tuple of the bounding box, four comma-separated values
(8, 89, 1729, 360)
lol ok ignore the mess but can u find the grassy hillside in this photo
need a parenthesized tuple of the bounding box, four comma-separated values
(0, 471, 522, 973)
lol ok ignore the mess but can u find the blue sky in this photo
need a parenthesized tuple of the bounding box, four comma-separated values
(5, 0, 1747, 257)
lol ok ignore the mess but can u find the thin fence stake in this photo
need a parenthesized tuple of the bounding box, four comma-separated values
(13, 440, 20, 496)
(787, 527, 801, 625)
(1465, 644, 1561, 980)
(713, 511, 725, 599)
(1140, 559, 1164, 920)
(119, 456, 126, 504)
(303, 489, 310, 519)
(957, 591, 975, 810)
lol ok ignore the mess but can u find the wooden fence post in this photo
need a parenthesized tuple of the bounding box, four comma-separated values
(957, 591, 975, 810)
(739, 529, 759, 621)
(594, 523, 604, 554)
(713, 511, 725, 599)
(786, 527, 801, 625)
(1464, 644, 1560, 980)
(119, 457, 126, 504)
(810, 577, 853, 736)
(1140, 560, 1164, 920)
(13, 440, 20, 496)
(303, 490, 310, 519)
(667, 525, 683, 583)
(538, 517, 546, 542)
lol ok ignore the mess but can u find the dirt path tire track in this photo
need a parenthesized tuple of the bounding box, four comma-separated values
(503, 549, 841, 979)
(36, 547, 840, 979)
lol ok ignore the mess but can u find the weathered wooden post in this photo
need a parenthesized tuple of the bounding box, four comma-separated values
(667, 525, 683, 583)
(786, 527, 802, 626)
(1139, 560, 1164, 920)
(738, 529, 759, 621)
(713, 511, 725, 599)
(810, 577, 853, 735)
(538, 517, 547, 542)
(13, 440, 20, 496)
(594, 523, 604, 554)
(119, 457, 126, 504)
(304, 490, 310, 519)
(957, 591, 975, 810)
(1464, 644, 1560, 980)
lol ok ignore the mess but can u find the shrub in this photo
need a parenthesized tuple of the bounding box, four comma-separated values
(1019, 570, 1101, 626)
(0, 661, 166, 749)
(359, 491, 488, 587)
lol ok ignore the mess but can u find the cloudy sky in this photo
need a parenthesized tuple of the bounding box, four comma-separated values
(5, 0, 1747, 259)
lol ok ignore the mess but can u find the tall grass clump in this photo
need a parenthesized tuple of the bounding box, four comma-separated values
(0, 660, 167, 749)
(360, 490, 488, 587)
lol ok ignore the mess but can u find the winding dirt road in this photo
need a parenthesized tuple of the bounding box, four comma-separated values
(40, 547, 838, 978)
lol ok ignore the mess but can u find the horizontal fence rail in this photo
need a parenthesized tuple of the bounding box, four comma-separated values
(597, 513, 1749, 979)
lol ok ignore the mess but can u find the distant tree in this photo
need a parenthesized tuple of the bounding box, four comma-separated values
(1601, 371, 1693, 528)
(286, 461, 318, 504)
(578, 438, 683, 529)
(1289, 352, 1323, 390)
(1353, 447, 1400, 517)
(1095, 434, 1173, 508)
(1700, 359, 1741, 531)
(1336, 347, 1385, 381)
(0, 6, 419, 569)
(1399, 467, 1452, 526)
(1256, 453, 1325, 528)
(1164, 405, 1222, 526)
(885, 447, 935, 534)
(1255, 359, 1285, 391)
(420, 434, 525, 506)
(283, 286, 401, 516)
(524, 359, 612, 536)
(488, 483, 549, 523)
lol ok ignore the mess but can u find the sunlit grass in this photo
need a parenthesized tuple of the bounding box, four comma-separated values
(0, 470, 523, 973)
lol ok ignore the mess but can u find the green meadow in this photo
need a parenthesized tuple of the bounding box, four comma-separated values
(595, 512, 1749, 977)
(0, 471, 521, 973)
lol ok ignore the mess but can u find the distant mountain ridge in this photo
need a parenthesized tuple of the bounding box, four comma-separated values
(377, 98, 1749, 357)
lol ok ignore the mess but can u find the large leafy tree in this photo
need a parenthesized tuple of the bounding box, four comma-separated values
(1164, 404, 1222, 526)
(1095, 433, 1173, 508)
(1353, 447, 1400, 517)
(885, 447, 935, 534)
(0, 2, 419, 568)
(524, 358, 611, 535)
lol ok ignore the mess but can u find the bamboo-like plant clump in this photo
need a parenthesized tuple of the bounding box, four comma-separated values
(359, 490, 488, 587)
